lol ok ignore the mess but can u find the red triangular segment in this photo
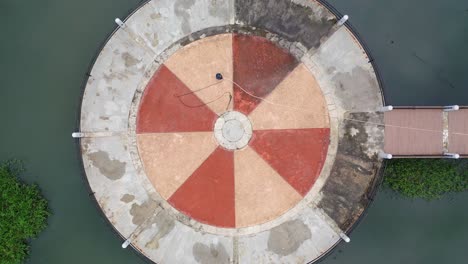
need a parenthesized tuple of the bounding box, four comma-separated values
(136, 65, 218, 133)
(233, 34, 298, 115)
(168, 147, 235, 228)
(249, 128, 330, 196)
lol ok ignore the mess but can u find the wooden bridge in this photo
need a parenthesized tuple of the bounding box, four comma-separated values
(383, 106, 468, 158)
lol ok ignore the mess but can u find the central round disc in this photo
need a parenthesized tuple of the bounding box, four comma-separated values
(222, 120, 244, 141)
(214, 111, 252, 150)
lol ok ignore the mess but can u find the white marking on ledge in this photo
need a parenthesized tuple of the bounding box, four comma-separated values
(115, 18, 126, 28)
(72, 132, 85, 138)
(379, 152, 393, 159)
(122, 239, 131, 249)
(339, 233, 351, 243)
(379, 105, 393, 112)
(337, 15, 349, 26)
(71, 131, 124, 138)
(443, 105, 459, 112)
(444, 153, 460, 159)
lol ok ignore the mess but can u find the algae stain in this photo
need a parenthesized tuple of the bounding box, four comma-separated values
(193, 242, 230, 264)
(120, 194, 135, 203)
(129, 200, 158, 226)
(267, 219, 311, 256)
(145, 211, 175, 249)
(87, 151, 126, 180)
(121, 52, 139, 67)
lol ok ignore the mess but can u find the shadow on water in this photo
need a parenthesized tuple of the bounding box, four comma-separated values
(0, 0, 467, 263)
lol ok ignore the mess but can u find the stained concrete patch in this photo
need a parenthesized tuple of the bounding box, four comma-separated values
(145, 210, 175, 249)
(120, 194, 135, 203)
(144, 32, 159, 47)
(150, 12, 162, 20)
(318, 112, 384, 230)
(332, 67, 381, 112)
(235, 0, 336, 50)
(341, 112, 384, 161)
(267, 219, 311, 256)
(129, 200, 158, 226)
(121, 52, 139, 67)
(193, 242, 230, 264)
(87, 151, 126, 180)
(208, 0, 230, 19)
(174, 0, 196, 34)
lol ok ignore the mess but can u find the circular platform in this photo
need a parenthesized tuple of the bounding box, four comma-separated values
(79, 0, 385, 263)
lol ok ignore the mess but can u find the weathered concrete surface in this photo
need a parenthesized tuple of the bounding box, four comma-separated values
(78, 0, 386, 263)
(317, 112, 384, 230)
(133, 213, 234, 264)
(237, 206, 340, 264)
(80, 30, 152, 132)
(126, 0, 234, 56)
(81, 135, 152, 238)
(235, 0, 337, 50)
(267, 219, 312, 256)
(302, 26, 384, 116)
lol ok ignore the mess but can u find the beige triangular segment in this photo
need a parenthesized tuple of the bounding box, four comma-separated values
(137, 132, 218, 199)
(234, 146, 303, 228)
(165, 34, 233, 115)
(249, 63, 329, 130)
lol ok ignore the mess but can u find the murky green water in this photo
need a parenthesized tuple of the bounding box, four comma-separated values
(0, 0, 467, 263)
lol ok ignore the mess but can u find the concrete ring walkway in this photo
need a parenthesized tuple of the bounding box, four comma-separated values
(78, 0, 385, 263)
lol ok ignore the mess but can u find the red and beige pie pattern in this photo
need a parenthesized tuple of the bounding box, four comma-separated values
(136, 34, 330, 228)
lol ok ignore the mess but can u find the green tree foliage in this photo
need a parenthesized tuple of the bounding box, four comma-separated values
(384, 159, 468, 200)
(0, 161, 50, 264)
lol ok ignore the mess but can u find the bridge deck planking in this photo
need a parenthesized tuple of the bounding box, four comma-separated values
(448, 109, 468, 155)
(384, 109, 443, 155)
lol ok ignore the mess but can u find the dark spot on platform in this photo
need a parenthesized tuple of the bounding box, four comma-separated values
(87, 151, 126, 180)
(122, 52, 139, 67)
(145, 210, 175, 249)
(235, 0, 336, 50)
(120, 194, 135, 203)
(333, 67, 380, 111)
(130, 200, 158, 226)
(174, 0, 195, 34)
(267, 219, 311, 256)
(208, 0, 229, 19)
(145, 32, 159, 47)
(318, 112, 384, 230)
(193, 242, 230, 264)
(150, 12, 161, 20)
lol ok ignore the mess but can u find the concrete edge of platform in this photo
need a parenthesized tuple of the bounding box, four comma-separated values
(74, 1, 158, 263)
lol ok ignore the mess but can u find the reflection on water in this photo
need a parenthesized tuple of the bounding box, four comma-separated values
(0, 0, 466, 263)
